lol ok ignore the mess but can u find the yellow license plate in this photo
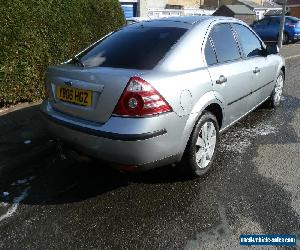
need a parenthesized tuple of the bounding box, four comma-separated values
(57, 86, 92, 106)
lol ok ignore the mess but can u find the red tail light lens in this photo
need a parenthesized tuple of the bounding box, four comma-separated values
(113, 76, 172, 117)
(44, 83, 49, 98)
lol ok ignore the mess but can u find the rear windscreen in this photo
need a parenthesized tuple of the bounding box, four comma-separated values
(73, 26, 187, 70)
(287, 17, 300, 22)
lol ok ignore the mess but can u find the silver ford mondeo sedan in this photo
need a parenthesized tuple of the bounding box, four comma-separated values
(41, 16, 285, 176)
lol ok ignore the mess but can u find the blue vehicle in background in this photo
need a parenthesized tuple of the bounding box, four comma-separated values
(251, 16, 300, 44)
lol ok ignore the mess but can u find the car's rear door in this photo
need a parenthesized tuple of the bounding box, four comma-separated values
(205, 23, 253, 127)
(232, 23, 276, 108)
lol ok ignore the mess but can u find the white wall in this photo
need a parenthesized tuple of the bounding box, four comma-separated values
(139, 0, 168, 17)
(148, 8, 215, 19)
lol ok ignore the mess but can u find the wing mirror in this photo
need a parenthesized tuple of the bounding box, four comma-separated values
(265, 44, 279, 55)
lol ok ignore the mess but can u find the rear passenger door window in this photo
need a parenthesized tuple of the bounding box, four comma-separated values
(204, 38, 217, 66)
(232, 23, 263, 58)
(269, 18, 280, 25)
(209, 23, 241, 64)
(256, 18, 270, 26)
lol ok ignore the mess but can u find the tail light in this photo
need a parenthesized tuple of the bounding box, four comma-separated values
(113, 76, 172, 117)
(44, 83, 49, 98)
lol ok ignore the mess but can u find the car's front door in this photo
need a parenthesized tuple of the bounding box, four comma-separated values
(232, 23, 277, 108)
(205, 23, 253, 128)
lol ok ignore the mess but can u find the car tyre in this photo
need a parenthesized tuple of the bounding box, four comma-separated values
(282, 32, 289, 45)
(268, 70, 284, 108)
(182, 112, 219, 177)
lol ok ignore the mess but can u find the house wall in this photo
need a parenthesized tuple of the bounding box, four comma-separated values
(251, 0, 263, 5)
(290, 6, 300, 17)
(203, 0, 240, 9)
(139, 0, 168, 17)
(139, 0, 209, 17)
(167, 0, 202, 7)
(235, 14, 256, 24)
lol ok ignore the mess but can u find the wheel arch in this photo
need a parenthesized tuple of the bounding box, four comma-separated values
(176, 94, 225, 160)
(203, 103, 223, 129)
(281, 65, 285, 79)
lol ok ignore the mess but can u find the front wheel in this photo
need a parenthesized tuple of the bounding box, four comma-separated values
(182, 112, 219, 177)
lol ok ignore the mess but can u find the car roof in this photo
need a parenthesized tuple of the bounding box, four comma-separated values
(269, 15, 298, 19)
(150, 16, 214, 25)
(134, 16, 239, 29)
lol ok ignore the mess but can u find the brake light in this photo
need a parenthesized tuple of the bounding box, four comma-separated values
(113, 76, 172, 116)
(44, 83, 49, 98)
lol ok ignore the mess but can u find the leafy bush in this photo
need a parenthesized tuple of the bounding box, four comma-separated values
(0, 0, 125, 106)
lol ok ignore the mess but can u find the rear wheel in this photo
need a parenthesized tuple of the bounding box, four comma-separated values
(268, 70, 284, 108)
(282, 32, 289, 45)
(182, 112, 219, 177)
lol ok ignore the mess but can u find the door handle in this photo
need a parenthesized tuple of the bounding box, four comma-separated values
(253, 67, 261, 74)
(216, 75, 227, 84)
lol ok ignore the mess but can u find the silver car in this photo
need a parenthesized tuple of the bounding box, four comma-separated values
(41, 16, 285, 176)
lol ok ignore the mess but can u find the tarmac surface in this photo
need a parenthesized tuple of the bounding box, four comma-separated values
(0, 44, 299, 249)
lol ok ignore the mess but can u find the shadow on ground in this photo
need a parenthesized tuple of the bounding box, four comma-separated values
(0, 104, 54, 184)
(0, 94, 299, 249)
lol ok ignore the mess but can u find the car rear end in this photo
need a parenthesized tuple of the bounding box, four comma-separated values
(286, 17, 300, 41)
(41, 21, 192, 169)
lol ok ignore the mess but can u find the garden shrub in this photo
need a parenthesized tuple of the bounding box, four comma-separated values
(0, 0, 125, 106)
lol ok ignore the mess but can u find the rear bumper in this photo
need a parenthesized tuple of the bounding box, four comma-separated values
(41, 101, 188, 168)
(45, 114, 167, 141)
(291, 28, 300, 40)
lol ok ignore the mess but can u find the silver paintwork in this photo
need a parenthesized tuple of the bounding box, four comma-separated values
(41, 16, 285, 168)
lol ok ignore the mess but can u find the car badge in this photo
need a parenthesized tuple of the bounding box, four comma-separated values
(64, 81, 72, 87)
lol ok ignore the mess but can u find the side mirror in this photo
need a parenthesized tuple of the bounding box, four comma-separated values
(265, 44, 279, 55)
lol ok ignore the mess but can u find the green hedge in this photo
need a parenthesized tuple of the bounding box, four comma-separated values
(0, 0, 125, 106)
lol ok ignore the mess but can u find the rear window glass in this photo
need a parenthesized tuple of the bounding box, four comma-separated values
(204, 37, 217, 66)
(256, 18, 270, 25)
(270, 18, 280, 24)
(210, 23, 241, 63)
(73, 26, 187, 70)
(286, 17, 299, 23)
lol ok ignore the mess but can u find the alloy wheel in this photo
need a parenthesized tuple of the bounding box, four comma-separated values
(195, 121, 217, 169)
(274, 74, 284, 105)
